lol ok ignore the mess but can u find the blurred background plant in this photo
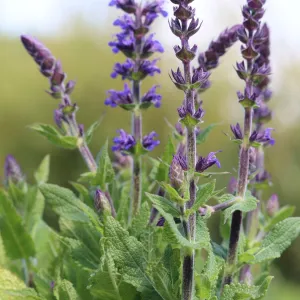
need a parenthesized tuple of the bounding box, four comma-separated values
(0, 0, 300, 298)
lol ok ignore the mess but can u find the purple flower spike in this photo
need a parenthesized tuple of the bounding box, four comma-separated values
(105, 84, 133, 107)
(142, 34, 164, 58)
(142, 0, 168, 18)
(141, 85, 162, 108)
(112, 129, 136, 153)
(139, 59, 161, 78)
(109, 0, 137, 14)
(195, 151, 221, 173)
(4, 155, 23, 184)
(142, 131, 160, 151)
(109, 31, 135, 56)
(111, 59, 134, 79)
(230, 123, 243, 140)
(251, 128, 275, 146)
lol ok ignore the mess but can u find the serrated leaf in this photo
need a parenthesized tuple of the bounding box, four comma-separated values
(158, 182, 187, 204)
(264, 205, 295, 232)
(54, 279, 79, 300)
(39, 184, 98, 224)
(95, 140, 115, 188)
(223, 195, 257, 223)
(239, 252, 255, 264)
(104, 217, 168, 299)
(154, 206, 196, 249)
(29, 123, 78, 149)
(189, 181, 215, 215)
(0, 191, 35, 259)
(196, 123, 219, 144)
(130, 202, 151, 238)
(195, 214, 210, 248)
(0, 267, 41, 300)
(85, 119, 102, 145)
(34, 155, 50, 185)
(253, 217, 300, 263)
(221, 276, 273, 300)
(145, 193, 181, 217)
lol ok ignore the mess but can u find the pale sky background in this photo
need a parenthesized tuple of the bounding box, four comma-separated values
(0, 0, 299, 125)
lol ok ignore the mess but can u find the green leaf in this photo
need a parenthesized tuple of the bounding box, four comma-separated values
(0, 191, 35, 259)
(196, 123, 219, 144)
(104, 216, 150, 288)
(188, 181, 215, 215)
(95, 140, 115, 188)
(253, 217, 300, 263)
(69, 181, 92, 205)
(156, 137, 175, 182)
(221, 276, 273, 300)
(34, 155, 50, 185)
(130, 202, 151, 238)
(195, 214, 211, 249)
(145, 193, 181, 217)
(158, 182, 187, 204)
(39, 184, 98, 224)
(264, 205, 295, 232)
(223, 195, 258, 223)
(29, 123, 78, 149)
(54, 279, 79, 300)
(154, 206, 195, 249)
(85, 119, 102, 145)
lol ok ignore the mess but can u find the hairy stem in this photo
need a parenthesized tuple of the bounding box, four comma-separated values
(199, 198, 238, 216)
(181, 19, 196, 300)
(223, 107, 252, 285)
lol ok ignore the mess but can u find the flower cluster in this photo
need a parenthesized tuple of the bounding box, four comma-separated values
(4, 155, 24, 185)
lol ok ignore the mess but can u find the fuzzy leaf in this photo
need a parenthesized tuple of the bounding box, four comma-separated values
(29, 123, 78, 149)
(54, 279, 79, 300)
(253, 217, 300, 263)
(154, 206, 196, 249)
(145, 193, 181, 217)
(195, 214, 210, 248)
(39, 184, 98, 224)
(156, 137, 175, 182)
(0, 267, 41, 299)
(130, 202, 151, 238)
(95, 140, 115, 189)
(34, 155, 50, 185)
(221, 276, 273, 300)
(85, 120, 101, 145)
(264, 206, 295, 232)
(223, 195, 258, 223)
(189, 180, 215, 214)
(69, 181, 92, 205)
(158, 182, 187, 204)
(0, 191, 35, 259)
(196, 124, 219, 144)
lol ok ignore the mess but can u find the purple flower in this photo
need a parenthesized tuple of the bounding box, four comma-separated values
(105, 84, 133, 107)
(109, 0, 137, 14)
(230, 123, 243, 140)
(266, 194, 279, 217)
(109, 31, 135, 56)
(111, 59, 134, 79)
(112, 129, 136, 152)
(142, 131, 160, 151)
(142, 0, 168, 18)
(113, 15, 136, 32)
(141, 34, 164, 58)
(251, 128, 275, 146)
(4, 155, 23, 184)
(141, 85, 162, 108)
(139, 59, 161, 78)
(195, 151, 221, 173)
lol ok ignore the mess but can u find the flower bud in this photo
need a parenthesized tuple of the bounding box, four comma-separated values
(266, 194, 279, 217)
(94, 189, 112, 215)
(169, 154, 186, 190)
(4, 155, 24, 185)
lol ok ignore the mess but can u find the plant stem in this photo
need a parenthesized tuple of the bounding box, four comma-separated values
(223, 107, 253, 285)
(129, 9, 143, 220)
(199, 198, 238, 216)
(181, 17, 196, 299)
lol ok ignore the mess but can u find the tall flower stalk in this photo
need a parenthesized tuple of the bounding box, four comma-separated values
(20, 35, 97, 173)
(223, 0, 272, 285)
(107, 0, 166, 220)
(169, 1, 220, 298)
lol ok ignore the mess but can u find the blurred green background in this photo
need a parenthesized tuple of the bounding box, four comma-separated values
(1, 0, 300, 298)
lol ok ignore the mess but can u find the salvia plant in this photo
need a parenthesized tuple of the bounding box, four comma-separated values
(0, 0, 299, 299)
